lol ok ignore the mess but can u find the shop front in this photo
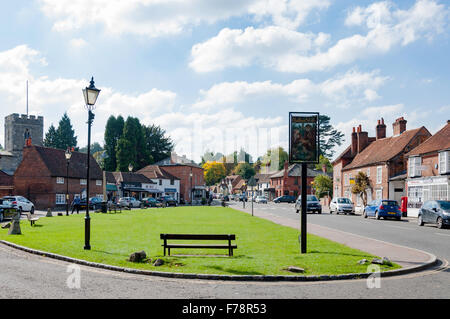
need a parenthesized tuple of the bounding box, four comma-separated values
(406, 176, 450, 217)
(121, 182, 149, 200)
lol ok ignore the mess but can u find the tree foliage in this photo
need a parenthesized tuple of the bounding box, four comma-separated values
(312, 174, 333, 199)
(318, 115, 344, 158)
(43, 113, 78, 150)
(233, 162, 256, 180)
(202, 161, 227, 186)
(103, 115, 124, 171)
(351, 171, 371, 206)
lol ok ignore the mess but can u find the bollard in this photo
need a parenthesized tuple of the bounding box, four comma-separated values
(8, 211, 21, 235)
(46, 208, 53, 217)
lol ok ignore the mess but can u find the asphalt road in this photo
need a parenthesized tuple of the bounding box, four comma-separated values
(0, 202, 448, 299)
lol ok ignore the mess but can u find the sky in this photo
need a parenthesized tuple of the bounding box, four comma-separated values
(0, 0, 449, 163)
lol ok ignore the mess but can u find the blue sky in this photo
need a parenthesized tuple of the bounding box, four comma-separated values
(0, 0, 449, 163)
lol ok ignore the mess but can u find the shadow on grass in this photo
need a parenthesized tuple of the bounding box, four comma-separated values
(205, 265, 265, 276)
(303, 250, 370, 258)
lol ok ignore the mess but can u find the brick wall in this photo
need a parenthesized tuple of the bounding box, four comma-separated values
(160, 165, 204, 202)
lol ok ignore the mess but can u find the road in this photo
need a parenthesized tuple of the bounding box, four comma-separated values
(0, 202, 448, 299)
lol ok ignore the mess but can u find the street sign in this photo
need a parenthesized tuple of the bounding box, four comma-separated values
(289, 112, 320, 164)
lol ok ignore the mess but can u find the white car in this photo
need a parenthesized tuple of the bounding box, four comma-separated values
(1, 196, 35, 214)
(119, 197, 141, 208)
(255, 196, 268, 204)
(330, 197, 354, 215)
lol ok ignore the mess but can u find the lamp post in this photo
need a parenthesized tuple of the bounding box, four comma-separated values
(65, 148, 72, 216)
(82, 77, 100, 251)
(128, 163, 133, 172)
(242, 182, 247, 209)
(189, 171, 193, 205)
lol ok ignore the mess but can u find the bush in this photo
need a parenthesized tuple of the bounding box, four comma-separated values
(201, 197, 207, 205)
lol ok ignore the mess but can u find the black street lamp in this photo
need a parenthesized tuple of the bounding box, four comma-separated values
(65, 148, 72, 216)
(82, 77, 100, 251)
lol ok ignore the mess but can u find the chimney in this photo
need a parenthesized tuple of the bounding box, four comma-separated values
(321, 164, 327, 173)
(357, 125, 369, 154)
(393, 117, 407, 135)
(351, 127, 358, 157)
(376, 118, 386, 140)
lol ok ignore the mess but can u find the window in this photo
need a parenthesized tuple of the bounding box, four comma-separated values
(376, 166, 382, 184)
(56, 177, 64, 184)
(170, 179, 174, 185)
(344, 173, 348, 186)
(376, 189, 382, 200)
(80, 179, 87, 185)
(439, 151, 449, 174)
(409, 157, 422, 177)
(55, 194, 66, 205)
(96, 194, 104, 200)
(159, 179, 162, 185)
(96, 180, 102, 186)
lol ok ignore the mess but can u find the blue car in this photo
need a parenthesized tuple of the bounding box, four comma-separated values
(363, 199, 402, 220)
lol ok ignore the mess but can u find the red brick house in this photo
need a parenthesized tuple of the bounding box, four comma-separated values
(158, 163, 205, 204)
(333, 117, 431, 209)
(405, 120, 450, 216)
(14, 145, 103, 209)
(0, 170, 13, 197)
(270, 162, 331, 198)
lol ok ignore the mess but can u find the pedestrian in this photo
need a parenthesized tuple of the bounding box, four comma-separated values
(71, 196, 81, 214)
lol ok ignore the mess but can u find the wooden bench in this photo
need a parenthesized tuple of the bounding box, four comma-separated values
(26, 213, 39, 226)
(160, 234, 237, 257)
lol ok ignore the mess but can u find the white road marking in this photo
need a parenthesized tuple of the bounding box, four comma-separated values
(434, 232, 450, 237)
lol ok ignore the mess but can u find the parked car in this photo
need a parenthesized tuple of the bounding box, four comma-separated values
(141, 197, 163, 208)
(274, 195, 296, 203)
(295, 195, 322, 214)
(79, 197, 103, 210)
(119, 197, 142, 208)
(330, 197, 355, 215)
(160, 196, 177, 207)
(255, 196, 268, 204)
(418, 200, 450, 229)
(1, 196, 35, 214)
(363, 199, 401, 220)
(0, 198, 18, 222)
(237, 195, 248, 202)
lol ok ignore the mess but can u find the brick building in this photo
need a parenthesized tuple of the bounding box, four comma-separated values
(270, 162, 331, 198)
(405, 120, 450, 217)
(158, 163, 205, 204)
(0, 170, 13, 197)
(14, 145, 103, 210)
(332, 117, 431, 209)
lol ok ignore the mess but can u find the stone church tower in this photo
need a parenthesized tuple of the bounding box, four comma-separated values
(0, 113, 44, 174)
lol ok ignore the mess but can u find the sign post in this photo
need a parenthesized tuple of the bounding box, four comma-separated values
(248, 176, 257, 217)
(289, 112, 319, 254)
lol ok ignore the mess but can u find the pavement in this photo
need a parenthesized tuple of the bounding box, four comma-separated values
(229, 201, 436, 271)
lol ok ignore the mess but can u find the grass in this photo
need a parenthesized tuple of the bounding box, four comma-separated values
(0, 206, 399, 276)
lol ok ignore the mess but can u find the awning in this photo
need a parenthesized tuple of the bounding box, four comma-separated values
(123, 187, 150, 192)
(106, 184, 118, 191)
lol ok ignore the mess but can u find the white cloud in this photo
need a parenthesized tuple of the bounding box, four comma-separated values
(69, 38, 88, 48)
(190, 0, 448, 73)
(193, 69, 388, 111)
(38, 0, 330, 38)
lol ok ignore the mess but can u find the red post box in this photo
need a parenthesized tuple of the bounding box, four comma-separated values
(400, 196, 408, 217)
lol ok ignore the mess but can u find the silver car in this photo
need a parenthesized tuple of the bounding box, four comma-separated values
(330, 197, 355, 215)
(1, 196, 35, 214)
(255, 196, 268, 204)
(119, 197, 141, 208)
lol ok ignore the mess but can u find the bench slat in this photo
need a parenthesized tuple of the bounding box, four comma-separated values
(164, 244, 237, 249)
(160, 234, 235, 240)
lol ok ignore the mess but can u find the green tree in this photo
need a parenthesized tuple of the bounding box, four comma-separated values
(261, 147, 289, 171)
(103, 115, 124, 171)
(55, 113, 78, 150)
(43, 124, 58, 148)
(351, 171, 371, 206)
(319, 115, 345, 158)
(312, 174, 333, 199)
(315, 155, 333, 173)
(143, 124, 174, 164)
(116, 117, 148, 171)
(234, 162, 256, 180)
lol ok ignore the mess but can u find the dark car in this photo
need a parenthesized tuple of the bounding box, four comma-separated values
(418, 200, 450, 229)
(0, 198, 18, 222)
(274, 195, 296, 203)
(295, 195, 322, 214)
(79, 197, 103, 210)
(363, 199, 401, 220)
(160, 196, 177, 207)
(237, 195, 248, 202)
(141, 197, 163, 208)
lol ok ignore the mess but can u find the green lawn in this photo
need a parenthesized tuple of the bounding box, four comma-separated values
(0, 206, 399, 276)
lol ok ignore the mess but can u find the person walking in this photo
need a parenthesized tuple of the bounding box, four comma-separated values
(71, 196, 81, 214)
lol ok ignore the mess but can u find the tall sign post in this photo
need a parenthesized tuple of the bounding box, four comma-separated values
(289, 112, 319, 254)
(248, 176, 257, 217)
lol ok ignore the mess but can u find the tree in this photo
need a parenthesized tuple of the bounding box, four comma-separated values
(202, 161, 226, 186)
(143, 124, 174, 164)
(261, 147, 289, 171)
(315, 155, 333, 173)
(79, 142, 103, 154)
(116, 117, 143, 171)
(234, 162, 256, 180)
(351, 171, 371, 206)
(43, 124, 58, 148)
(103, 115, 124, 171)
(312, 174, 333, 199)
(319, 115, 344, 158)
(55, 113, 78, 150)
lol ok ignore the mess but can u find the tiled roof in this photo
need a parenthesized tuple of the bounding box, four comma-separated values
(406, 122, 450, 157)
(111, 172, 155, 184)
(137, 165, 180, 180)
(343, 127, 429, 170)
(33, 145, 103, 179)
(254, 173, 273, 183)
